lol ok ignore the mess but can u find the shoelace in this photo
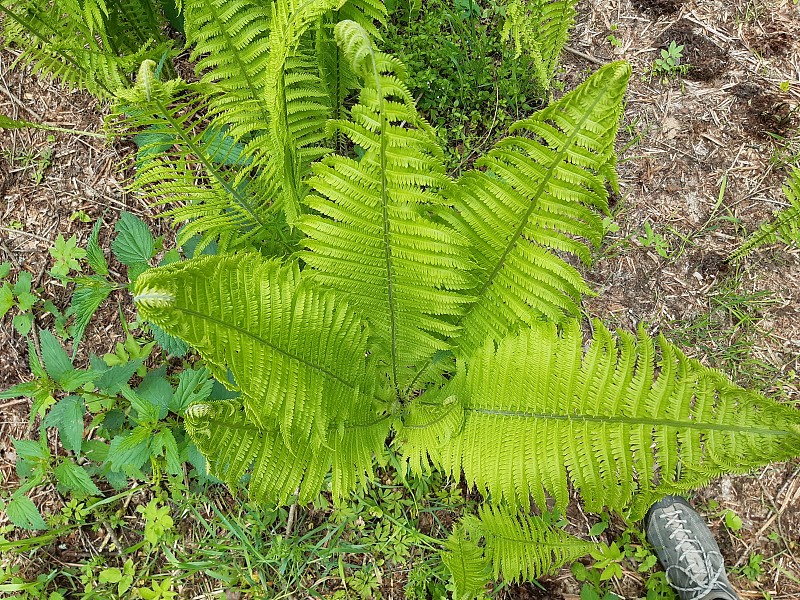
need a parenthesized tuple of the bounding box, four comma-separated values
(659, 508, 727, 599)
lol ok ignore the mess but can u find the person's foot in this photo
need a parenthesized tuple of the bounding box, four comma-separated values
(644, 496, 739, 600)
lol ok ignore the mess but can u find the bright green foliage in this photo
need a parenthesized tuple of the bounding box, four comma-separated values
(0, 0, 172, 97)
(135, 254, 391, 503)
(113, 0, 385, 252)
(731, 167, 800, 261)
(444, 505, 595, 599)
(441, 525, 492, 600)
(299, 22, 475, 391)
(134, 25, 800, 532)
(402, 319, 800, 519)
(448, 60, 628, 357)
(501, 0, 578, 92)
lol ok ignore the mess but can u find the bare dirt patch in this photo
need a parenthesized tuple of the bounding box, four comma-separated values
(659, 19, 730, 81)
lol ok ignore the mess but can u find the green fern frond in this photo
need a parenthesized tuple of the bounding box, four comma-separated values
(446, 61, 629, 358)
(441, 524, 491, 600)
(401, 319, 800, 518)
(185, 398, 390, 503)
(113, 61, 290, 253)
(501, 0, 578, 92)
(299, 21, 475, 394)
(133, 253, 385, 445)
(443, 506, 593, 598)
(731, 167, 800, 261)
(1, 0, 171, 97)
(475, 505, 594, 582)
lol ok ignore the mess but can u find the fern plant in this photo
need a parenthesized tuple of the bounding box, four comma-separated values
(730, 167, 800, 261)
(501, 0, 578, 93)
(129, 19, 800, 593)
(1, 0, 173, 97)
(112, 0, 386, 253)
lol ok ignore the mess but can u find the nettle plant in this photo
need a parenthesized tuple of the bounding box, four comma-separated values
(108, 3, 800, 595)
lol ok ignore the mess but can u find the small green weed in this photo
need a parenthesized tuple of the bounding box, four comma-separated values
(652, 41, 690, 79)
(637, 221, 671, 258)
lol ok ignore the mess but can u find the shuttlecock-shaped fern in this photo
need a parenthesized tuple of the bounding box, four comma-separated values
(132, 20, 800, 552)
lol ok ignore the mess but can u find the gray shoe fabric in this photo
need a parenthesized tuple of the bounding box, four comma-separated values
(644, 496, 740, 600)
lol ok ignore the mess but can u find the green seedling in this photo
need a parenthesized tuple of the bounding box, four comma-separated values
(653, 41, 690, 79)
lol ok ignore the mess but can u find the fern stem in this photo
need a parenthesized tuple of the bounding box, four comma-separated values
(465, 407, 793, 437)
(370, 48, 401, 400)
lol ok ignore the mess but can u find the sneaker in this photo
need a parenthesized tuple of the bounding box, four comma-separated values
(644, 496, 739, 600)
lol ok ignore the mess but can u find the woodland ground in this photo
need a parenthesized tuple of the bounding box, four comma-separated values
(1, 0, 799, 598)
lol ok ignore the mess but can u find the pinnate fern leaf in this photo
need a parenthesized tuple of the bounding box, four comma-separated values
(731, 167, 800, 261)
(502, 0, 578, 92)
(113, 61, 290, 253)
(1, 0, 170, 97)
(299, 21, 475, 393)
(401, 319, 800, 518)
(441, 525, 491, 600)
(448, 61, 629, 358)
(133, 253, 382, 446)
(185, 398, 389, 503)
(443, 506, 594, 598)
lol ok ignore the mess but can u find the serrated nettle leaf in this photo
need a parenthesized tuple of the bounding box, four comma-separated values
(59, 368, 100, 393)
(152, 429, 181, 475)
(43, 395, 86, 453)
(12, 313, 33, 336)
(94, 359, 144, 393)
(199, 126, 251, 166)
(120, 386, 162, 423)
(0, 283, 14, 318)
(0, 380, 38, 399)
(15, 291, 37, 311)
(112, 212, 155, 267)
(106, 426, 152, 473)
(13, 270, 32, 295)
(86, 217, 109, 276)
(127, 261, 151, 282)
(0, 261, 10, 278)
(6, 495, 48, 530)
(54, 460, 101, 496)
(39, 330, 73, 382)
(82, 439, 110, 462)
(135, 367, 172, 419)
(170, 368, 213, 414)
(13, 438, 49, 461)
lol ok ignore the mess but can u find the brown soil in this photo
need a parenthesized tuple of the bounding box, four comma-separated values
(631, 0, 684, 18)
(659, 19, 730, 82)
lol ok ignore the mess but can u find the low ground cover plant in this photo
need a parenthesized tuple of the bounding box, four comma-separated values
(1, 0, 799, 597)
